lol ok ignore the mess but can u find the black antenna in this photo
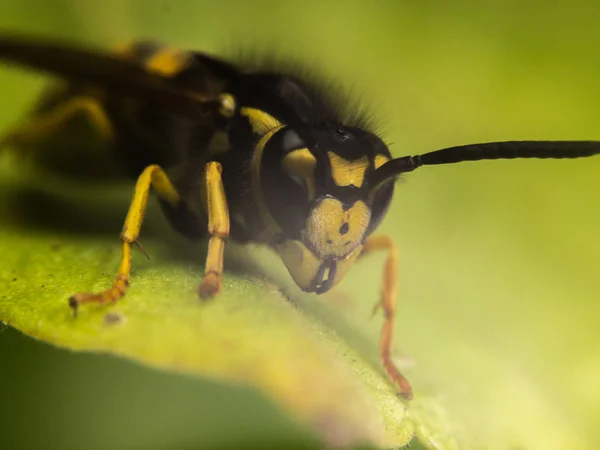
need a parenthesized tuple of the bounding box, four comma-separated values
(370, 140, 600, 189)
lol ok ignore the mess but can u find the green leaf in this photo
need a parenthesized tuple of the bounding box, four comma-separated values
(3, 2, 600, 449)
(0, 157, 419, 449)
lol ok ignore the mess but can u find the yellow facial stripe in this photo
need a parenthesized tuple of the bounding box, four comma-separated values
(241, 107, 282, 135)
(281, 148, 317, 200)
(375, 154, 390, 169)
(306, 198, 371, 258)
(145, 47, 190, 77)
(274, 238, 363, 292)
(275, 240, 321, 289)
(251, 125, 285, 237)
(328, 152, 369, 187)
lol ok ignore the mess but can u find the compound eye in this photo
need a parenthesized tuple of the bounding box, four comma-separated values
(366, 180, 394, 235)
(281, 128, 305, 153)
(260, 127, 315, 237)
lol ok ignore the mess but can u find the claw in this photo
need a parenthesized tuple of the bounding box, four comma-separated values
(68, 295, 79, 318)
(199, 272, 221, 300)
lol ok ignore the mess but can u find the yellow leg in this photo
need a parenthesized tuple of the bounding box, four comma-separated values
(198, 161, 230, 299)
(0, 95, 114, 151)
(361, 235, 413, 400)
(69, 164, 180, 316)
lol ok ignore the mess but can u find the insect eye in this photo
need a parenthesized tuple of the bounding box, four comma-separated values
(285, 171, 307, 190)
(366, 180, 394, 235)
(260, 128, 315, 236)
(262, 168, 310, 237)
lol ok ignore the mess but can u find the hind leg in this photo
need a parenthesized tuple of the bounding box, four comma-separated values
(0, 95, 114, 152)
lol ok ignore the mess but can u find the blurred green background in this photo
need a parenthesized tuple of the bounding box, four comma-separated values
(1, 1, 599, 449)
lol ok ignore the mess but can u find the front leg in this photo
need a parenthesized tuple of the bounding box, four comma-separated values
(198, 161, 230, 299)
(361, 235, 413, 400)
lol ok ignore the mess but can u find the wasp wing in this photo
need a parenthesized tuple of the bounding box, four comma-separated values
(0, 35, 220, 118)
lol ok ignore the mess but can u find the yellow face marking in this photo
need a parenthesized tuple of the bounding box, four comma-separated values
(305, 198, 371, 258)
(274, 239, 363, 292)
(375, 154, 390, 169)
(327, 152, 369, 187)
(251, 125, 285, 237)
(275, 240, 321, 289)
(240, 107, 282, 135)
(281, 148, 317, 200)
(145, 48, 190, 77)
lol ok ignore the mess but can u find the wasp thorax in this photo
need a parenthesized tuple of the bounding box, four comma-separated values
(304, 197, 370, 258)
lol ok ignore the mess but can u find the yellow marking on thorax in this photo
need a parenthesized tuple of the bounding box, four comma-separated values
(328, 152, 369, 187)
(306, 198, 371, 258)
(240, 107, 282, 135)
(282, 148, 317, 200)
(145, 47, 191, 77)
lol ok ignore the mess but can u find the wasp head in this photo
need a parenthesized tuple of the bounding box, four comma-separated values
(257, 119, 395, 293)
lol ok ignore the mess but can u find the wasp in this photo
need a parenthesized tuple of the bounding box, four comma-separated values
(0, 35, 599, 401)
